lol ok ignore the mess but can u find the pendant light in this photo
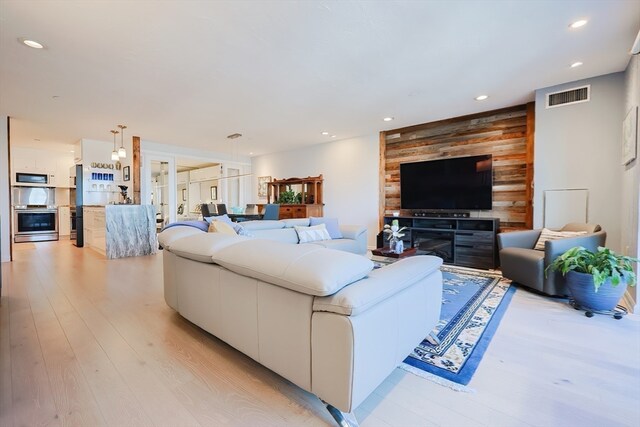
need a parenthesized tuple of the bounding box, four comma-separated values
(117, 124, 127, 158)
(110, 129, 119, 161)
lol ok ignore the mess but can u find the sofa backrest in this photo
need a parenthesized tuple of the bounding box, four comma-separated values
(213, 239, 374, 296)
(251, 227, 299, 244)
(561, 223, 601, 233)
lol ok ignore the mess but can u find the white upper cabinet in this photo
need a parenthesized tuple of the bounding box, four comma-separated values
(11, 147, 75, 188)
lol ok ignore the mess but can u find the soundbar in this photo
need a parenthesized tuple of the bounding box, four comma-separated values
(413, 211, 470, 218)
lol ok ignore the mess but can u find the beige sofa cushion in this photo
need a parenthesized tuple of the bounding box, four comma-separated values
(168, 233, 249, 263)
(251, 228, 299, 244)
(313, 256, 443, 316)
(242, 220, 285, 231)
(213, 239, 374, 296)
(158, 226, 204, 249)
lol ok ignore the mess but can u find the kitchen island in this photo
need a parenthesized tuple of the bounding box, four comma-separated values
(83, 204, 157, 259)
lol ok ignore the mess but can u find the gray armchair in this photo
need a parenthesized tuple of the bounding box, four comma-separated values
(497, 223, 606, 296)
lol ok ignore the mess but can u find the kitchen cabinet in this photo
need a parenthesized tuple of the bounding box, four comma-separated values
(58, 206, 71, 236)
(11, 148, 75, 188)
(83, 207, 106, 255)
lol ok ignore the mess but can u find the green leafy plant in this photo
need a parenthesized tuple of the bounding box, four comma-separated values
(277, 186, 298, 204)
(547, 246, 639, 292)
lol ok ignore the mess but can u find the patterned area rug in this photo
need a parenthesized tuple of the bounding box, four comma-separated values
(401, 265, 515, 390)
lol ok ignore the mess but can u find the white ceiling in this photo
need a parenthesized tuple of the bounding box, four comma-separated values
(1, 1, 638, 156)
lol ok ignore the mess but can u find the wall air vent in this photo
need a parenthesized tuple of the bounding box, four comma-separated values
(546, 85, 590, 108)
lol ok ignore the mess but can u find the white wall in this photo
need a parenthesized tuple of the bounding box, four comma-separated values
(534, 73, 625, 252)
(621, 54, 640, 311)
(251, 134, 380, 247)
(0, 115, 9, 262)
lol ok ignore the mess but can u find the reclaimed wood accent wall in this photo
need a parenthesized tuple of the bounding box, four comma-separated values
(380, 103, 534, 231)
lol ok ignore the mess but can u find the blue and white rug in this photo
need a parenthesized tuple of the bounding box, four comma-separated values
(401, 265, 515, 391)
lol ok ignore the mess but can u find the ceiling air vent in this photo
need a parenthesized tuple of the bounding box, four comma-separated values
(546, 85, 590, 108)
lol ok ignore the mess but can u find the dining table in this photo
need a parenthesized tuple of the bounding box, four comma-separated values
(227, 212, 263, 222)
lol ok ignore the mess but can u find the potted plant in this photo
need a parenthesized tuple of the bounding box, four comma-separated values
(382, 220, 408, 254)
(547, 246, 638, 312)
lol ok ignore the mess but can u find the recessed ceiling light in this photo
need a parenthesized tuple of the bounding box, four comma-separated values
(570, 20, 588, 29)
(331, 135, 337, 138)
(70, 150, 75, 153)
(249, 152, 253, 155)
(475, 95, 489, 101)
(321, 131, 329, 135)
(383, 117, 394, 122)
(21, 39, 44, 49)
(570, 61, 583, 68)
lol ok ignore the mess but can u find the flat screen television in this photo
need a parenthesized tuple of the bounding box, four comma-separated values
(400, 154, 493, 210)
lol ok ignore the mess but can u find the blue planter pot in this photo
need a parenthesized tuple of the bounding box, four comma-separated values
(566, 271, 628, 311)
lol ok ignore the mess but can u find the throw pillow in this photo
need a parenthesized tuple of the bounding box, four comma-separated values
(294, 223, 332, 244)
(203, 214, 233, 225)
(534, 228, 588, 250)
(210, 221, 237, 236)
(204, 214, 252, 236)
(309, 217, 343, 239)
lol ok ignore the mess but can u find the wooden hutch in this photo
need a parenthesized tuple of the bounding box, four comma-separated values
(267, 175, 324, 219)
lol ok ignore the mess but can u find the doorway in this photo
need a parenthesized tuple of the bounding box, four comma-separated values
(141, 154, 175, 228)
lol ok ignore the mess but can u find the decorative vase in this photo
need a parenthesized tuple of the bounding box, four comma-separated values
(389, 236, 398, 253)
(566, 271, 628, 311)
(394, 239, 404, 255)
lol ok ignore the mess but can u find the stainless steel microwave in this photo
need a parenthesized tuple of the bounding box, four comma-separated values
(15, 172, 49, 185)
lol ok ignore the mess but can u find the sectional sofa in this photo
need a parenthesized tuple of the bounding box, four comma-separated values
(158, 223, 443, 426)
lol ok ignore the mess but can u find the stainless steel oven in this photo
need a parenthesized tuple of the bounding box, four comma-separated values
(13, 207, 59, 243)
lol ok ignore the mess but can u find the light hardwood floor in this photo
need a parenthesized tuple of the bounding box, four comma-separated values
(1, 240, 639, 427)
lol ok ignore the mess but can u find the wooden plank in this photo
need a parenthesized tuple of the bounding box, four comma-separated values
(525, 102, 535, 229)
(0, 263, 13, 427)
(384, 106, 527, 140)
(25, 268, 107, 427)
(8, 261, 62, 427)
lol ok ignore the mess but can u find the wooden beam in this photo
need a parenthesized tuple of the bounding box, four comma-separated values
(132, 136, 141, 205)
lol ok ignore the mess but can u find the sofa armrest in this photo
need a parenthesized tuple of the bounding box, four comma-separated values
(338, 224, 367, 255)
(497, 229, 541, 250)
(311, 256, 443, 413)
(544, 231, 607, 266)
(313, 256, 442, 316)
(339, 224, 366, 240)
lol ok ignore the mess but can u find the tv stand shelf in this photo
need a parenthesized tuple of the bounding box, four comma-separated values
(381, 216, 500, 270)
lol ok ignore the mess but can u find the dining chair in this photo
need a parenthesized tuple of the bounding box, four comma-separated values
(216, 204, 228, 215)
(262, 204, 280, 220)
(201, 203, 217, 218)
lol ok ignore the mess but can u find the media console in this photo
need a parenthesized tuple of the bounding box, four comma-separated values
(381, 216, 500, 270)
